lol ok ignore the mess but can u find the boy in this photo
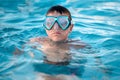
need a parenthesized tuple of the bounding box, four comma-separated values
(13, 5, 87, 80)
(30, 5, 86, 65)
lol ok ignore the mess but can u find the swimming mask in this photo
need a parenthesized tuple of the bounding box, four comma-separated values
(43, 16, 71, 30)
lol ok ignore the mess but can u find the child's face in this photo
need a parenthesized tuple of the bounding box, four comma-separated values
(45, 11, 73, 42)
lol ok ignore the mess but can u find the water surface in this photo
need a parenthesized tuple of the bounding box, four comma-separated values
(0, 0, 120, 80)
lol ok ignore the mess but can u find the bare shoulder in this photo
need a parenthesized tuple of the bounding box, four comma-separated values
(68, 39, 90, 49)
(29, 37, 49, 44)
(30, 37, 41, 42)
(68, 39, 86, 45)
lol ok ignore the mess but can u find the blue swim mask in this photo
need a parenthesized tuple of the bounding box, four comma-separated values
(43, 16, 71, 30)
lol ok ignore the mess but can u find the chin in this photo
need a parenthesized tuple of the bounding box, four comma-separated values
(51, 38, 64, 42)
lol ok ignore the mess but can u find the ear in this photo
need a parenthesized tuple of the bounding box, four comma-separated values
(69, 24, 74, 32)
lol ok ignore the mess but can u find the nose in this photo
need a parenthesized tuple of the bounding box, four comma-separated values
(53, 22, 61, 30)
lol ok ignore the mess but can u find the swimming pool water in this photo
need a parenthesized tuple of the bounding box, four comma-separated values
(0, 0, 120, 80)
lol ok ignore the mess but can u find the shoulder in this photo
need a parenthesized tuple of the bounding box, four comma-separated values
(29, 37, 49, 43)
(30, 37, 41, 43)
(68, 39, 89, 48)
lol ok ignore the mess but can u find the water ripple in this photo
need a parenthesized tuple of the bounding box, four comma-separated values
(0, 0, 120, 80)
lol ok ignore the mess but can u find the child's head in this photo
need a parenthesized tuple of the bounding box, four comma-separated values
(44, 5, 73, 42)
(46, 5, 72, 21)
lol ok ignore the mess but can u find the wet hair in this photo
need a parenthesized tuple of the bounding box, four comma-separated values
(46, 5, 72, 20)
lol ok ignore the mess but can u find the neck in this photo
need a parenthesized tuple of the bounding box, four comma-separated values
(49, 38, 68, 44)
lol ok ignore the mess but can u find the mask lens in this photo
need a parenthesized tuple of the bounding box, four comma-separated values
(58, 16, 69, 30)
(44, 17, 55, 30)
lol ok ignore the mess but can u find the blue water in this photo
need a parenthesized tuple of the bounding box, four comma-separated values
(0, 0, 120, 80)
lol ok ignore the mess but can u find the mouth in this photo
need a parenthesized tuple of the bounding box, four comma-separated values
(53, 32, 61, 35)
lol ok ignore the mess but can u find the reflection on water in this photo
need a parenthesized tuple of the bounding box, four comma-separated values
(0, 0, 120, 80)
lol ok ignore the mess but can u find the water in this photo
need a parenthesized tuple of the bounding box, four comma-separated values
(0, 0, 120, 80)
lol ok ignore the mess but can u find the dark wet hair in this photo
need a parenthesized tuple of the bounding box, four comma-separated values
(46, 5, 72, 20)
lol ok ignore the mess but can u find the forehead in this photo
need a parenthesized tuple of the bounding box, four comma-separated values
(47, 11, 69, 17)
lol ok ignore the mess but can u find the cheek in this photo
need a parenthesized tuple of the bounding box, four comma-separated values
(46, 30, 51, 36)
(61, 30, 70, 37)
(64, 29, 71, 35)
